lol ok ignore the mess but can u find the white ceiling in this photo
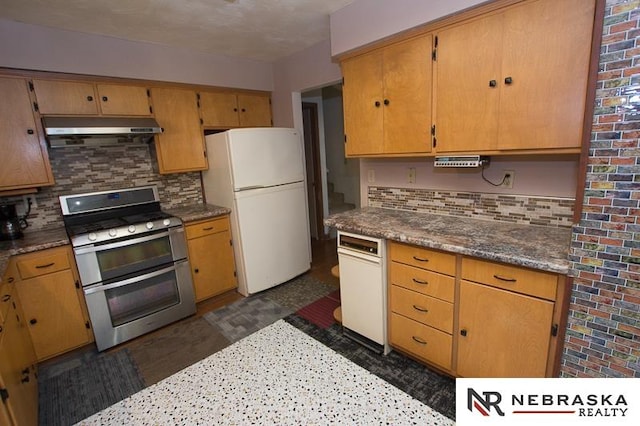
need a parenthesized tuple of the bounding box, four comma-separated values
(0, 0, 357, 62)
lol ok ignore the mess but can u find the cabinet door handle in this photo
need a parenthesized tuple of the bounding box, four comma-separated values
(1, 295, 10, 302)
(412, 278, 428, 285)
(202, 226, 214, 231)
(35, 262, 55, 269)
(21, 374, 29, 384)
(29, 318, 37, 325)
(374, 101, 381, 107)
(383, 99, 390, 106)
(412, 256, 428, 262)
(233, 108, 238, 112)
(504, 76, 513, 85)
(489, 79, 497, 87)
(27, 129, 35, 135)
(194, 268, 199, 274)
(493, 274, 517, 283)
(241, 108, 246, 112)
(460, 329, 468, 337)
(102, 96, 108, 102)
(413, 304, 429, 313)
(87, 95, 94, 101)
(412, 336, 427, 345)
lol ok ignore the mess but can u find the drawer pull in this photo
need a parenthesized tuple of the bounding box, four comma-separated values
(202, 226, 214, 231)
(412, 278, 428, 285)
(35, 262, 55, 269)
(412, 336, 427, 345)
(493, 274, 517, 283)
(460, 329, 468, 337)
(413, 304, 429, 313)
(1, 295, 10, 302)
(412, 256, 429, 262)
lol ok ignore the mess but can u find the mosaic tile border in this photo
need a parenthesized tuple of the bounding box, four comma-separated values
(368, 186, 575, 228)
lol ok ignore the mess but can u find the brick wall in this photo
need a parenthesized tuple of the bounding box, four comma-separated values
(564, 0, 640, 378)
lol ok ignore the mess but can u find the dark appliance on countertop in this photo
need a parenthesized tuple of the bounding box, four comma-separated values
(0, 203, 29, 241)
(59, 185, 196, 351)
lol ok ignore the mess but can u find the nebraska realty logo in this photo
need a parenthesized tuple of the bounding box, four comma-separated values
(456, 378, 639, 425)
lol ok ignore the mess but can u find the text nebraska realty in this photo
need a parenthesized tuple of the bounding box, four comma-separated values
(472, 389, 629, 417)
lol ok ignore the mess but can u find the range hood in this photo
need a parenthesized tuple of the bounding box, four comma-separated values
(43, 116, 162, 148)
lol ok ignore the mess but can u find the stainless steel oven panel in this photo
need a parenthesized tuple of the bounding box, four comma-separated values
(74, 227, 188, 287)
(84, 260, 195, 351)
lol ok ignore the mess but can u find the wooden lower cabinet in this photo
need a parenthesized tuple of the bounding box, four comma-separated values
(388, 241, 566, 378)
(0, 262, 38, 426)
(13, 246, 93, 361)
(185, 216, 238, 301)
(457, 280, 554, 377)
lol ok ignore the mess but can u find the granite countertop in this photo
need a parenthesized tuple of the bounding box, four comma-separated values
(0, 203, 230, 283)
(324, 207, 572, 275)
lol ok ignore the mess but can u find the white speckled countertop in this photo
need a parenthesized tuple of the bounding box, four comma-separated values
(324, 207, 572, 275)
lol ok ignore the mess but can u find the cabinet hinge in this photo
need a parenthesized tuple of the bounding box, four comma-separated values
(203, 150, 207, 158)
(432, 36, 438, 61)
(344, 134, 347, 144)
(33, 102, 39, 112)
(200, 118, 204, 125)
(233, 270, 237, 277)
(149, 106, 153, 114)
(0, 388, 9, 403)
(551, 323, 559, 337)
(197, 93, 201, 101)
(85, 321, 91, 329)
(28, 81, 34, 91)
(75, 280, 80, 289)
(146, 89, 150, 97)
(431, 125, 437, 148)
(229, 239, 233, 246)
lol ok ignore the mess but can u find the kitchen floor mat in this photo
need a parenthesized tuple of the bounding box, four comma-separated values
(284, 314, 456, 420)
(38, 348, 145, 426)
(296, 289, 341, 329)
(262, 273, 337, 310)
(78, 320, 452, 426)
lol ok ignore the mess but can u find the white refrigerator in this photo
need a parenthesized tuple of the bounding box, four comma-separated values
(202, 128, 312, 296)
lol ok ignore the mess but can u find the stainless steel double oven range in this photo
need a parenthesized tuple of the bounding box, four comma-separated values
(60, 186, 196, 351)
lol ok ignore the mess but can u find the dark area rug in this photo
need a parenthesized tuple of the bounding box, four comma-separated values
(38, 348, 145, 426)
(284, 314, 456, 421)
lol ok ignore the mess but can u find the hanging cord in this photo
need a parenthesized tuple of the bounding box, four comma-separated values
(481, 163, 507, 187)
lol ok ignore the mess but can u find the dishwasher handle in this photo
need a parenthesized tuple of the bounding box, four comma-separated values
(338, 234, 379, 256)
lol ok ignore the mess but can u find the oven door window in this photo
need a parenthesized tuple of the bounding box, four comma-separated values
(106, 268, 180, 327)
(97, 236, 174, 281)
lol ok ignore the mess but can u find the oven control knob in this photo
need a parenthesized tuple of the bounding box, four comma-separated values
(146, 221, 154, 230)
(108, 229, 117, 237)
(88, 232, 97, 241)
(128, 225, 136, 233)
(163, 218, 171, 227)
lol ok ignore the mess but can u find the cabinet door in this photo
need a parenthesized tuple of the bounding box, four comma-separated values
(342, 50, 384, 155)
(188, 229, 237, 301)
(96, 84, 151, 116)
(0, 77, 55, 191)
(152, 87, 208, 173)
(0, 296, 38, 426)
(200, 92, 240, 127)
(32, 79, 98, 115)
(435, 14, 502, 152)
(237, 93, 272, 127)
(457, 280, 553, 377)
(382, 34, 433, 154)
(16, 269, 91, 361)
(497, 0, 594, 150)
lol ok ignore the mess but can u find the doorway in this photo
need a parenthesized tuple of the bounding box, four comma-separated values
(302, 102, 324, 240)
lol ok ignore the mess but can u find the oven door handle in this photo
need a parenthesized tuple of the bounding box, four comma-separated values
(83, 264, 178, 294)
(74, 230, 173, 255)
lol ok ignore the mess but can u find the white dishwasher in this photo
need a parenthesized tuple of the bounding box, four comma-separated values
(337, 231, 389, 354)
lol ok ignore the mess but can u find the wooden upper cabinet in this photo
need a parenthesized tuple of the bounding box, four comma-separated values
(435, 0, 595, 153)
(0, 77, 55, 192)
(200, 91, 272, 128)
(342, 33, 433, 156)
(151, 87, 208, 174)
(32, 79, 151, 116)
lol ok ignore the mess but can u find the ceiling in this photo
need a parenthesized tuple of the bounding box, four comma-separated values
(0, 0, 356, 62)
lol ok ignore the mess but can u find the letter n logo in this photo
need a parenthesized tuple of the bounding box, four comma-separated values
(467, 388, 505, 416)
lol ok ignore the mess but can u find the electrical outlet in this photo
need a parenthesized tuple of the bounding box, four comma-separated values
(367, 170, 375, 183)
(408, 167, 416, 183)
(501, 170, 515, 189)
(22, 195, 37, 209)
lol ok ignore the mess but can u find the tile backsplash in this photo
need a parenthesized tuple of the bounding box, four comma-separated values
(0, 144, 202, 232)
(368, 186, 575, 228)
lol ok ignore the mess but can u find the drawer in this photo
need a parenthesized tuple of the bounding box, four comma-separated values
(390, 313, 452, 370)
(16, 247, 71, 280)
(390, 285, 453, 333)
(389, 242, 456, 275)
(389, 261, 454, 302)
(461, 257, 558, 301)
(185, 216, 230, 239)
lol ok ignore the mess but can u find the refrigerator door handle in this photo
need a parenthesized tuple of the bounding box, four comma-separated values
(236, 185, 268, 191)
